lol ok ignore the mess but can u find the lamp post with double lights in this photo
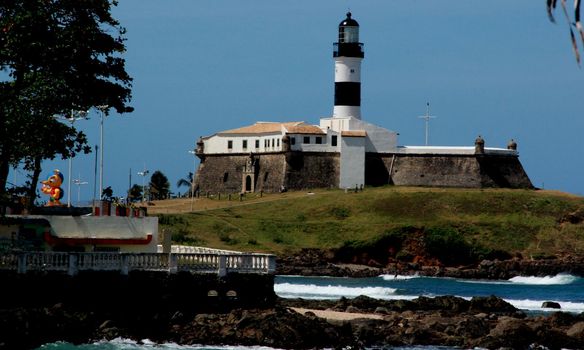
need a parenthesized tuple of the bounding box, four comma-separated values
(72, 175, 88, 206)
(55, 110, 88, 207)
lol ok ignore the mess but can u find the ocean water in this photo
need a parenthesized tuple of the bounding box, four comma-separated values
(37, 273, 584, 350)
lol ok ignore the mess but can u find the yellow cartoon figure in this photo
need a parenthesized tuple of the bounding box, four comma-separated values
(41, 169, 64, 207)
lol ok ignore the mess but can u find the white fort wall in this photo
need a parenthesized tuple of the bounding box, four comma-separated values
(340, 136, 365, 189)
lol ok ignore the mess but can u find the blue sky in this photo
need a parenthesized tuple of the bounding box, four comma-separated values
(20, 0, 584, 202)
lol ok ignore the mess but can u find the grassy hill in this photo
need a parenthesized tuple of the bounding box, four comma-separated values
(151, 187, 584, 262)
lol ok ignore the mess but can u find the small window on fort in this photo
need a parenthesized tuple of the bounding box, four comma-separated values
(255, 139, 260, 148)
(291, 137, 296, 145)
(277, 139, 280, 147)
(303, 136, 310, 144)
(315, 136, 322, 144)
(264, 172, 269, 182)
(223, 172, 229, 182)
(242, 140, 248, 149)
(227, 140, 233, 149)
(264, 139, 268, 147)
(272, 139, 275, 147)
(331, 135, 338, 147)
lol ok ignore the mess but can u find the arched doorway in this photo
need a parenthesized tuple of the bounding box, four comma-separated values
(245, 175, 252, 192)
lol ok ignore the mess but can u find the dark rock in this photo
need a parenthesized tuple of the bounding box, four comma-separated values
(567, 321, 584, 340)
(488, 317, 535, 349)
(541, 301, 561, 309)
(469, 295, 517, 314)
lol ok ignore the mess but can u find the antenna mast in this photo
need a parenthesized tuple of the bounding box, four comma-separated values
(418, 102, 437, 146)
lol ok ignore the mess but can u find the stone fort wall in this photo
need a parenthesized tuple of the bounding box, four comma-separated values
(366, 153, 533, 188)
(194, 151, 532, 193)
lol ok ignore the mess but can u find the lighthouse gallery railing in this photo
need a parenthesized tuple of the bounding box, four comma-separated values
(0, 251, 276, 276)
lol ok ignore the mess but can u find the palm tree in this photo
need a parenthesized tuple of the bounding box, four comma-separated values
(149, 170, 170, 200)
(176, 172, 194, 197)
(547, 0, 584, 65)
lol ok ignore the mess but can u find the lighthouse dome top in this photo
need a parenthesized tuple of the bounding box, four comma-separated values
(339, 12, 359, 27)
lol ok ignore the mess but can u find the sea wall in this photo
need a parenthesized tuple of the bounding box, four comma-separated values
(0, 270, 276, 349)
(0, 270, 276, 311)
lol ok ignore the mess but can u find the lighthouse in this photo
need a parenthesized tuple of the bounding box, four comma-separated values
(333, 12, 364, 120)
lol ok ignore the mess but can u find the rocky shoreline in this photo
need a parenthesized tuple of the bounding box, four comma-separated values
(276, 248, 584, 280)
(3, 254, 584, 350)
(3, 294, 584, 349)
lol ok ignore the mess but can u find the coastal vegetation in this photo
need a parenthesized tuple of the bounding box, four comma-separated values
(154, 186, 584, 265)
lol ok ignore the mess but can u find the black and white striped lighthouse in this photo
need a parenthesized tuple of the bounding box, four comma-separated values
(333, 12, 364, 120)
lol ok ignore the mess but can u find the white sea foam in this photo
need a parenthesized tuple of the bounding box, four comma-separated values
(504, 299, 584, 313)
(274, 282, 400, 300)
(91, 338, 285, 349)
(508, 273, 579, 285)
(380, 273, 420, 281)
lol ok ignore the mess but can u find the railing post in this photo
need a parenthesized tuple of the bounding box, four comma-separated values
(120, 254, 129, 275)
(267, 255, 276, 274)
(17, 253, 27, 274)
(218, 255, 227, 277)
(68, 254, 79, 276)
(169, 253, 178, 274)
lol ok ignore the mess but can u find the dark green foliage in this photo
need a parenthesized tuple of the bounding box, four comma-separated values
(335, 226, 415, 263)
(330, 206, 350, 219)
(0, 0, 133, 197)
(172, 228, 203, 245)
(149, 170, 170, 200)
(128, 184, 143, 202)
(423, 227, 473, 265)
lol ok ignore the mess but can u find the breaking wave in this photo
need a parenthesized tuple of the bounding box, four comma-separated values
(508, 273, 579, 285)
(274, 282, 400, 300)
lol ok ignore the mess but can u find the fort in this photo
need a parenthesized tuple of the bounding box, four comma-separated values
(193, 13, 532, 194)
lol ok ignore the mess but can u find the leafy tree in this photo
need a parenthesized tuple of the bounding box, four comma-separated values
(0, 0, 133, 205)
(149, 171, 170, 200)
(176, 172, 194, 196)
(128, 184, 143, 202)
(101, 186, 113, 201)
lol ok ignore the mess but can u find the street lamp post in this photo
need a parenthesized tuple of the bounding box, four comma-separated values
(188, 150, 197, 211)
(72, 175, 88, 206)
(55, 110, 88, 207)
(96, 105, 109, 202)
(137, 166, 149, 202)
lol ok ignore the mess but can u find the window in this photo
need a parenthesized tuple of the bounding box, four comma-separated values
(277, 139, 280, 147)
(227, 140, 233, 149)
(263, 172, 269, 182)
(242, 140, 247, 149)
(255, 139, 260, 148)
(315, 136, 322, 144)
(331, 135, 338, 147)
(290, 137, 296, 145)
(223, 172, 229, 182)
(272, 139, 275, 147)
(303, 136, 310, 144)
(264, 139, 268, 147)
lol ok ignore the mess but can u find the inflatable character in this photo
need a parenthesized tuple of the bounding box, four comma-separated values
(41, 169, 64, 206)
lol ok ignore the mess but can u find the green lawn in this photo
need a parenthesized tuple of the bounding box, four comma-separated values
(156, 187, 584, 259)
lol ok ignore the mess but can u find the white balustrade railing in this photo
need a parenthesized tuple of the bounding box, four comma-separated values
(0, 251, 276, 276)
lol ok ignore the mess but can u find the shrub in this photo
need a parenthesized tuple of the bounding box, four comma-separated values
(330, 206, 350, 219)
(424, 227, 473, 266)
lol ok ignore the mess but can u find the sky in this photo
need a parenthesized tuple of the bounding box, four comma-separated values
(14, 0, 584, 203)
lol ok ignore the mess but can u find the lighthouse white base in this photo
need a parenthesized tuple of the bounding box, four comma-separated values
(333, 105, 361, 119)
